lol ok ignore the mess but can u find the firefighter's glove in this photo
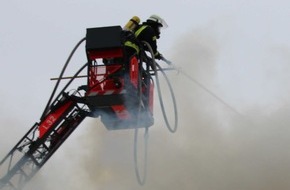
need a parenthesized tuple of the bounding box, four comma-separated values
(155, 52, 163, 60)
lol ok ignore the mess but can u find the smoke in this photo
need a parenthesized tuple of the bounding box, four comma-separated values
(3, 21, 290, 190)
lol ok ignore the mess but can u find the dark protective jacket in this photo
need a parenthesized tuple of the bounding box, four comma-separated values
(134, 24, 160, 57)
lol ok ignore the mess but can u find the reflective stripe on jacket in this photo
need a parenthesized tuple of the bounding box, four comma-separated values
(135, 25, 147, 37)
(124, 41, 139, 54)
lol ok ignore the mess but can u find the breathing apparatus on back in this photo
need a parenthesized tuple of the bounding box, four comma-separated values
(123, 16, 141, 32)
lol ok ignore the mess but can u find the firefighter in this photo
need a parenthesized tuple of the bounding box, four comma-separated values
(135, 14, 168, 60)
(124, 14, 168, 61)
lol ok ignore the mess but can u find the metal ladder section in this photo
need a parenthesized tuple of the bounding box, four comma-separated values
(0, 94, 87, 190)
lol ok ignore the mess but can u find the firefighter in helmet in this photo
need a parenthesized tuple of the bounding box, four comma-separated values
(135, 14, 168, 60)
(124, 14, 168, 60)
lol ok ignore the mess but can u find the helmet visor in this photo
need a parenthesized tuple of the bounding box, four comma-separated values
(148, 15, 168, 28)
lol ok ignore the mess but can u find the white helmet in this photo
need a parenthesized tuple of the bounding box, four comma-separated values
(147, 14, 168, 28)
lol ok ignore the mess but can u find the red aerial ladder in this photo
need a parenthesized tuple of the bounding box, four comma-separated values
(0, 25, 177, 190)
